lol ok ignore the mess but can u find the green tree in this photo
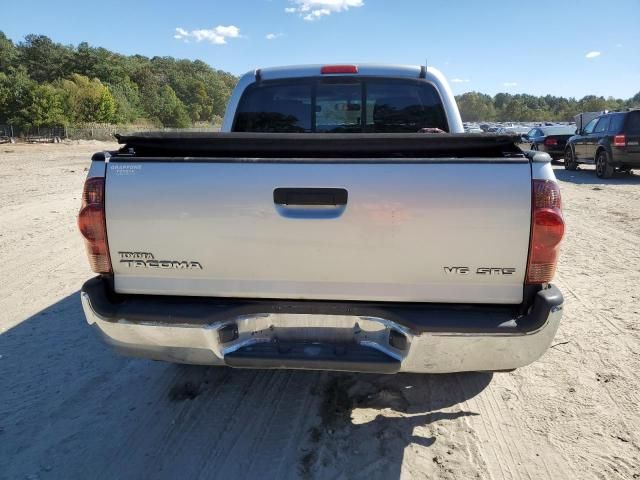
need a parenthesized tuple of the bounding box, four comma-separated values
(23, 84, 66, 127)
(0, 68, 37, 126)
(58, 74, 117, 123)
(501, 98, 528, 121)
(493, 93, 513, 111)
(604, 96, 625, 111)
(0, 31, 18, 72)
(95, 87, 117, 122)
(143, 85, 191, 127)
(109, 77, 143, 124)
(578, 95, 608, 113)
(17, 34, 73, 82)
(455, 92, 496, 121)
(7, 30, 637, 130)
(2, 31, 240, 128)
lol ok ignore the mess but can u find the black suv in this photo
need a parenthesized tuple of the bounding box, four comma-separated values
(564, 109, 640, 178)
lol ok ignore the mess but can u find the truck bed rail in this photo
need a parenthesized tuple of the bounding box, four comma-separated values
(113, 132, 525, 159)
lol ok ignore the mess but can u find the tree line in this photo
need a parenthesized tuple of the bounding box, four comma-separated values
(0, 32, 237, 129)
(1, 31, 639, 129)
(455, 90, 640, 123)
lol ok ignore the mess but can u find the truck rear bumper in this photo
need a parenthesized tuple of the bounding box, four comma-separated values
(81, 277, 563, 374)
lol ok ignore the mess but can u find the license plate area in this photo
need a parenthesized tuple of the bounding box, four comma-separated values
(217, 313, 411, 364)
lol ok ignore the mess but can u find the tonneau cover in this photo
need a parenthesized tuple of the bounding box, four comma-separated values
(114, 132, 524, 159)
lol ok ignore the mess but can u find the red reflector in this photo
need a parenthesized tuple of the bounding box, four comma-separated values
(526, 180, 564, 284)
(544, 137, 558, 146)
(78, 177, 112, 274)
(613, 134, 626, 147)
(321, 65, 358, 74)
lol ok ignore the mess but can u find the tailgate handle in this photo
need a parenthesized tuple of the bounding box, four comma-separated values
(273, 188, 348, 206)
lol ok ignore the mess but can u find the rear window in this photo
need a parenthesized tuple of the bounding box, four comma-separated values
(233, 77, 448, 133)
(594, 116, 610, 133)
(625, 111, 640, 135)
(608, 113, 625, 133)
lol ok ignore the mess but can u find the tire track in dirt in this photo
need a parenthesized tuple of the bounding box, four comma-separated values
(96, 368, 267, 479)
(459, 372, 576, 480)
(243, 372, 322, 478)
(197, 371, 294, 478)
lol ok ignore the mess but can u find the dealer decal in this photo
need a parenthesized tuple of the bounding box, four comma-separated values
(110, 164, 142, 176)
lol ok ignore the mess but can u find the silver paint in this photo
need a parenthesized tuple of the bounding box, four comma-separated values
(106, 161, 532, 303)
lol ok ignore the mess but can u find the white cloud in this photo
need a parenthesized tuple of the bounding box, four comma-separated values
(174, 25, 241, 45)
(451, 78, 470, 83)
(585, 51, 601, 59)
(286, 0, 364, 21)
(174, 28, 189, 39)
(265, 32, 284, 40)
(503, 82, 518, 87)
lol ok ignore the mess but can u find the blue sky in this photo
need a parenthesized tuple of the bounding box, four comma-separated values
(3, 0, 639, 98)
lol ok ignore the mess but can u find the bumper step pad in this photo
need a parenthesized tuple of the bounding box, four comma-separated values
(225, 341, 400, 373)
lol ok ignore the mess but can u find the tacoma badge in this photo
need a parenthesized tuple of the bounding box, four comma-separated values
(118, 251, 203, 270)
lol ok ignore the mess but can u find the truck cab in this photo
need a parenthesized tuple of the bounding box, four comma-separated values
(221, 64, 464, 134)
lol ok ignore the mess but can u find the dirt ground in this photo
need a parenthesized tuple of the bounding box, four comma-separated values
(1, 142, 639, 480)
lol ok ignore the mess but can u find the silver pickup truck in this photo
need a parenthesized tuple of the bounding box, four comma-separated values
(79, 64, 565, 373)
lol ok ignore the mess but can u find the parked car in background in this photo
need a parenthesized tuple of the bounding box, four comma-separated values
(525, 125, 576, 161)
(565, 109, 640, 178)
(574, 111, 607, 133)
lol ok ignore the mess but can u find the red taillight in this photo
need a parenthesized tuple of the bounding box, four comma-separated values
(613, 135, 626, 147)
(526, 180, 564, 284)
(78, 177, 112, 273)
(544, 137, 558, 146)
(321, 65, 358, 74)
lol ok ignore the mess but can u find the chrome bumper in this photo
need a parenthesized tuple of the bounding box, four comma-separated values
(81, 279, 563, 374)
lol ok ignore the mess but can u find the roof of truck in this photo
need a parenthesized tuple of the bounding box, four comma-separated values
(252, 64, 425, 81)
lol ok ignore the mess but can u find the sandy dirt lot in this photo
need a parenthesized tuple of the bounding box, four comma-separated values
(1, 142, 639, 480)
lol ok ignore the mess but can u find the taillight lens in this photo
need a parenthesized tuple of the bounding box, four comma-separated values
(78, 177, 112, 273)
(526, 180, 564, 284)
(613, 135, 626, 147)
(544, 137, 558, 146)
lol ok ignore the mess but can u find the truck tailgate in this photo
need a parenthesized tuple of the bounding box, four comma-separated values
(105, 158, 531, 304)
